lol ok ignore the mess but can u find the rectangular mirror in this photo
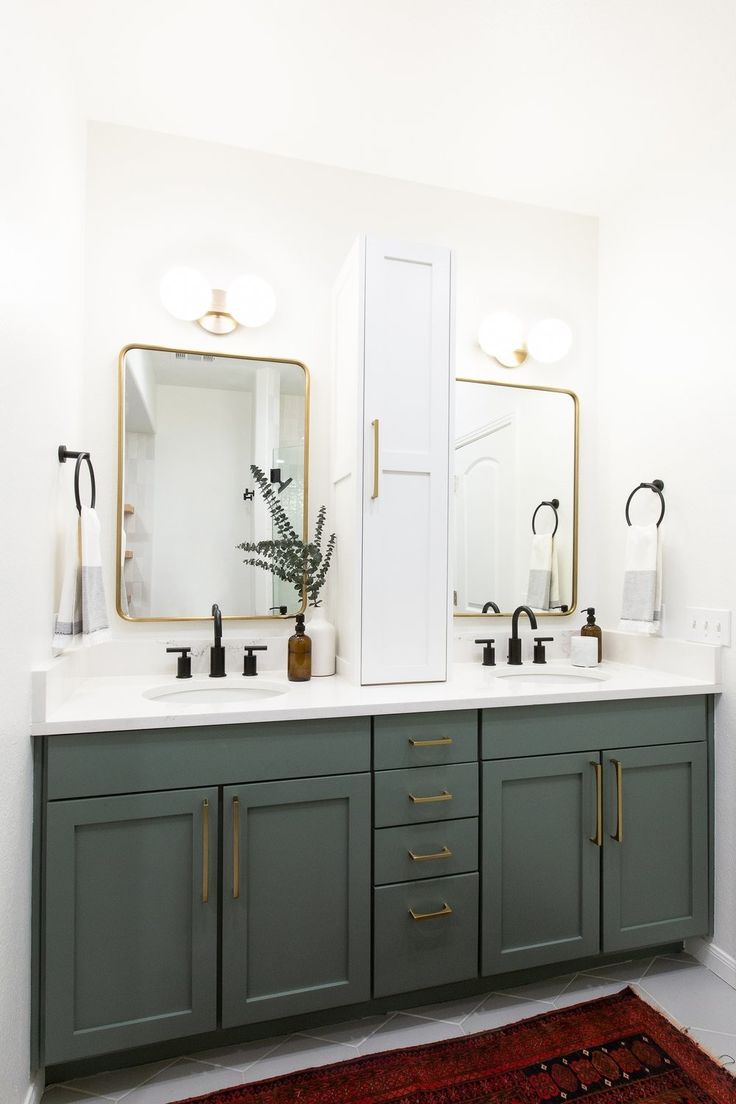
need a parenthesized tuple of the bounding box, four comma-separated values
(454, 378, 578, 617)
(117, 344, 309, 621)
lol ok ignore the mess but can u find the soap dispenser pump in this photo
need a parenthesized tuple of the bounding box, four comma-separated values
(581, 607, 602, 662)
(288, 614, 312, 682)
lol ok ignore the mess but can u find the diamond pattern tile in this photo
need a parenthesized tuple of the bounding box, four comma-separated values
(41, 956, 736, 1103)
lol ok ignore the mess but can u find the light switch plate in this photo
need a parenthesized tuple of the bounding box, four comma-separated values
(685, 607, 732, 646)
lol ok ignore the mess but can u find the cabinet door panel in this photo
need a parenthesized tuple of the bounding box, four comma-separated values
(482, 754, 600, 975)
(223, 774, 371, 1026)
(361, 238, 451, 684)
(44, 788, 217, 1064)
(603, 743, 708, 952)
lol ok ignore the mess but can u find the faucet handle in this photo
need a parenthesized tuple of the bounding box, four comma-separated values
(533, 636, 554, 665)
(166, 646, 192, 679)
(474, 638, 496, 667)
(243, 645, 268, 677)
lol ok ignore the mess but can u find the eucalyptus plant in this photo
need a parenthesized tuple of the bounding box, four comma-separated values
(237, 464, 336, 608)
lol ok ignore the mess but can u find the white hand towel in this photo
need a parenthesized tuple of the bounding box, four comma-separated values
(619, 522, 662, 634)
(52, 507, 110, 653)
(527, 533, 562, 611)
(119, 529, 130, 617)
(80, 506, 110, 645)
(52, 516, 82, 654)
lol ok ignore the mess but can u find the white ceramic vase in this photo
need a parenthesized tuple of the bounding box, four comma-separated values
(307, 606, 336, 676)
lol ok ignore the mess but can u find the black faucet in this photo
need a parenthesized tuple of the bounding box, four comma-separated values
(482, 601, 500, 614)
(508, 605, 538, 665)
(210, 603, 226, 677)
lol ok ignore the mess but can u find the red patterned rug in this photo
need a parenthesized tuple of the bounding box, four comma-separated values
(179, 988, 736, 1104)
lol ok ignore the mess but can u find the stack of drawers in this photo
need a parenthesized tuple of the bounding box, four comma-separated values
(372, 711, 479, 997)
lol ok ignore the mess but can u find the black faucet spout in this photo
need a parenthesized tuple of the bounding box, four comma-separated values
(508, 605, 539, 665)
(210, 603, 226, 677)
(212, 603, 222, 648)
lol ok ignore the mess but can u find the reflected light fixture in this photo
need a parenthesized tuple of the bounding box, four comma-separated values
(478, 312, 572, 367)
(159, 267, 276, 334)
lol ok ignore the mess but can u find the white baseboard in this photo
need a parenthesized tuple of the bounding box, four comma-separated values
(22, 1073, 43, 1104)
(687, 936, 736, 990)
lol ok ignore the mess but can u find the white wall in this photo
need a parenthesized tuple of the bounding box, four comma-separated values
(0, 9, 86, 1103)
(83, 122, 599, 642)
(598, 162, 736, 978)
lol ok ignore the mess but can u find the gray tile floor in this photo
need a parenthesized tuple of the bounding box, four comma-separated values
(43, 953, 736, 1104)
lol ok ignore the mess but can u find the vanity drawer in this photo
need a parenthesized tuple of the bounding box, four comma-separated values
(481, 696, 708, 760)
(374, 763, 478, 827)
(46, 718, 371, 799)
(373, 711, 477, 769)
(373, 873, 479, 997)
(374, 817, 478, 885)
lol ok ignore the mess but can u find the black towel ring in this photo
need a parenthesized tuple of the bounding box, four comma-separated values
(625, 479, 665, 528)
(531, 498, 560, 538)
(58, 445, 96, 513)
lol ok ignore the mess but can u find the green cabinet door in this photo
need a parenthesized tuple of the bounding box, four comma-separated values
(222, 773, 371, 1027)
(482, 753, 601, 975)
(44, 788, 218, 1064)
(602, 742, 709, 952)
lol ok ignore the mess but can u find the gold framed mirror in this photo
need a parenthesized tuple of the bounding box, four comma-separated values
(116, 344, 310, 621)
(453, 377, 579, 617)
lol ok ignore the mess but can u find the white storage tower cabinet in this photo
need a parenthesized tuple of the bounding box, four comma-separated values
(331, 236, 453, 685)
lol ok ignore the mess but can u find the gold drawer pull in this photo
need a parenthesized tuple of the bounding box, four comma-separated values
(371, 418, 380, 499)
(409, 902, 453, 921)
(408, 736, 453, 748)
(408, 790, 453, 804)
(408, 845, 452, 862)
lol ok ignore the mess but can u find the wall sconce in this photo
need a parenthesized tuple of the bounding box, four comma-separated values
(160, 267, 277, 335)
(478, 312, 572, 368)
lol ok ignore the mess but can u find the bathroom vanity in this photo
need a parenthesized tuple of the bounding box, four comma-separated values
(32, 661, 716, 1078)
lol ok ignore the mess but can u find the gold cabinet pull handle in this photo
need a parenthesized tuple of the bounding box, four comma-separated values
(232, 796, 240, 899)
(408, 845, 452, 862)
(611, 759, 624, 842)
(409, 902, 453, 921)
(589, 761, 603, 847)
(408, 736, 453, 748)
(201, 799, 210, 904)
(408, 790, 453, 804)
(371, 418, 380, 499)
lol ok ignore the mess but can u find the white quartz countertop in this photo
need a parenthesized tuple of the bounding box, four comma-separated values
(31, 656, 720, 736)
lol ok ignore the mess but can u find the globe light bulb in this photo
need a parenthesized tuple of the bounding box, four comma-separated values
(159, 267, 211, 322)
(527, 318, 573, 363)
(227, 275, 276, 328)
(478, 312, 526, 367)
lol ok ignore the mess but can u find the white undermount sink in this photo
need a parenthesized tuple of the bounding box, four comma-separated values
(143, 681, 288, 705)
(495, 666, 609, 688)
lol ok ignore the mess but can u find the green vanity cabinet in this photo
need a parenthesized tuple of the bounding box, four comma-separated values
(44, 787, 218, 1064)
(602, 742, 708, 952)
(482, 753, 601, 975)
(481, 699, 711, 976)
(221, 773, 372, 1026)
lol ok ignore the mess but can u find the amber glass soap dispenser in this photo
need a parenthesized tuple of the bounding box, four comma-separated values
(581, 607, 603, 662)
(288, 613, 312, 682)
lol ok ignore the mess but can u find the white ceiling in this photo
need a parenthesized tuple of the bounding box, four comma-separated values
(55, 0, 736, 215)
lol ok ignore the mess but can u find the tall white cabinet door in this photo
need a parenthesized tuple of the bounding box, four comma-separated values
(361, 238, 452, 684)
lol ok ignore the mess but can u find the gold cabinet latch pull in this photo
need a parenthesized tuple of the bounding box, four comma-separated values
(201, 799, 210, 904)
(232, 796, 241, 899)
(408, 845, 452, 862)
(610, 759, 624, 842)
(408, 736, 453, 748)
(589, 761, 603, 847)
(408, 790, 453, 804)
(371, 418, 380, 499)
(409, 902, 453, 921)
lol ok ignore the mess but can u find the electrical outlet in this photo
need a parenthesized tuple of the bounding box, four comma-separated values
(685, 607, 732, 646)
